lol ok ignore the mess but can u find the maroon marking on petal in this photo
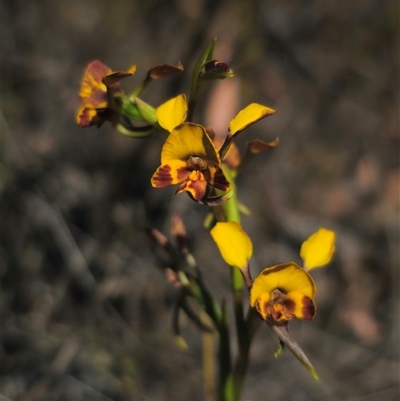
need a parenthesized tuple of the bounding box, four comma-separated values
(152, 165, 174, 187)
(77, 108, 110, 127)
(280, 297, 296, 314)
(77, 108, 92, 127)
(210, 167, 230, 191)
(175, 181, 187, 194)
(302, 296, 316, 320)
(270, 309, 283, 321)
(176, 166, 190, 182)
(86, 60, 112, 83)
(86, 89, 108, 108)
(281, 297, 296, 319)
(185, 178, 208, 200)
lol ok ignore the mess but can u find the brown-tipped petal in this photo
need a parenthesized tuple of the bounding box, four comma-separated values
(247, 138, 279, 154)
(301, 296, 316, 320)
(102, 71, 133, 87)
(147, 63, 184, 80)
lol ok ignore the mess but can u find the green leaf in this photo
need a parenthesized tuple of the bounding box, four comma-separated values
(189, 38, 216, 105)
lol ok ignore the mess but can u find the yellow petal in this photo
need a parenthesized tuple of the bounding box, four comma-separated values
(250, 263, 315, 307)
(210, 222, 253, 269)
(300, 228, 336, 270)
(229, 103, 275, 136)
(161, 123, 220, 165)
(156, 94, 187, 132)
(255, 292, 271, 320)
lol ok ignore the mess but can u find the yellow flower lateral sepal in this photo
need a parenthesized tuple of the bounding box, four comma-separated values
(250, 263, 316, 324)
(156, 94, 188, 132)
(300, 228, 336, 270)
(151, 123, 230, 201)
(210, 222, 253, 270)
(229, 103, 275, 136)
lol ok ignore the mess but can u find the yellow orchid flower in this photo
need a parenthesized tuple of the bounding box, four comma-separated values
(250, 263, 316, 325)
(151, 95, 230, 201)
(152, 95, 276, 201)
(250, 228, 335, 325)
(151, 122, 230, 201)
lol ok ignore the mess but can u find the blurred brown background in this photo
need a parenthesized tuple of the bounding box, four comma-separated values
(2, 0, 399, 400)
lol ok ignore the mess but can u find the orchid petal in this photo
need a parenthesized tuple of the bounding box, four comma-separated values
(300, 228, 336, 270)
(229, 103, 275, 136)
(210, 222, 253, 270)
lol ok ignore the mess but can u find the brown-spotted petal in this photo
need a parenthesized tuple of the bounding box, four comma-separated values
(281, 291, 316, 320)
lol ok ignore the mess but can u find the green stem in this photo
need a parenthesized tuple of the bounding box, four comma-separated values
(218, 302, 234, 401)
(213, 165, 253, 401)
(232, 307, 261, 398)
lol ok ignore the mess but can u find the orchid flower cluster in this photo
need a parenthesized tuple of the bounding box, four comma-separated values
(77, 39, 336, 401)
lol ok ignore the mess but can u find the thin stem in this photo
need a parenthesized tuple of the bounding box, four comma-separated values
(202, 311, 217, 401)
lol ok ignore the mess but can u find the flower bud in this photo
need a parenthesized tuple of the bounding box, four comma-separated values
(200, 60, 234, 81)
